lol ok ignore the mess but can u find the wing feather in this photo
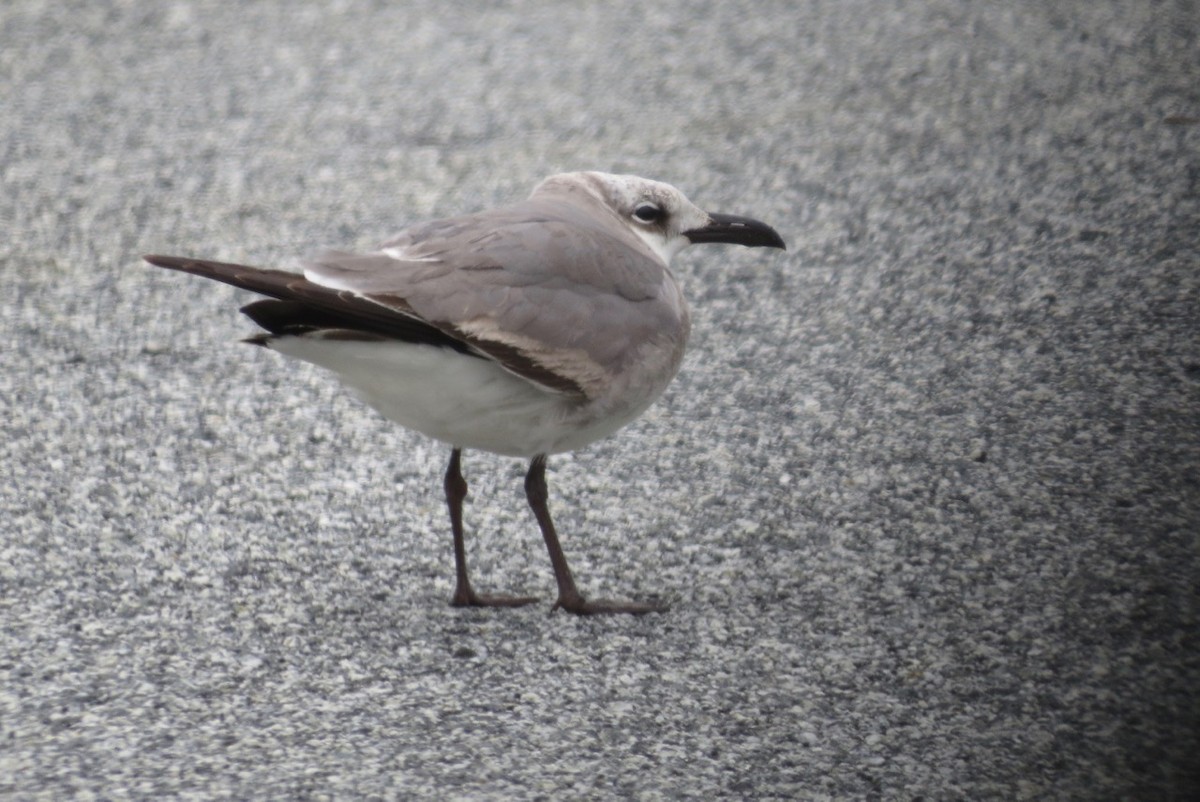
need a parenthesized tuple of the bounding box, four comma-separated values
(301, 198, 684, 398)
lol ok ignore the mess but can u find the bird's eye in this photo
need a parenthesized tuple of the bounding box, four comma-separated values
(633, 203, 663, 223)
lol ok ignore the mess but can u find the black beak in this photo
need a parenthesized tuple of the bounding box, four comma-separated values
(684, 212, 786, 249)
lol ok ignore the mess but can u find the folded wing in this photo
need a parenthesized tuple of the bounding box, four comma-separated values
(145, 199, 682, 402)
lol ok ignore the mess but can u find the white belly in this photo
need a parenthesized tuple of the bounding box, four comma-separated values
(268, 337, 661, 457)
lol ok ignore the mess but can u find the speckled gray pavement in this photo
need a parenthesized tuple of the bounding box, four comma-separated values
(2, 1, 1197, 799)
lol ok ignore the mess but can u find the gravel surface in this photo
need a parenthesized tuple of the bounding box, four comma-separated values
(2, 1, 1197, 799)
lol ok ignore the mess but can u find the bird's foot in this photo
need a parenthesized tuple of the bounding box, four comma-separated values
(451, 587, 539, 608)
(551, 593, 669, 616)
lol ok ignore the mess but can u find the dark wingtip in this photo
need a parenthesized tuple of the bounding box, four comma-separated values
(143, 253, 194, 270)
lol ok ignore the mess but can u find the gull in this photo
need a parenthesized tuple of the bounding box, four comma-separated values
(144, 171, 784, 615)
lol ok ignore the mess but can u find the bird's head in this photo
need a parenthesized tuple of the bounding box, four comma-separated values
(531, 171, 786, 264)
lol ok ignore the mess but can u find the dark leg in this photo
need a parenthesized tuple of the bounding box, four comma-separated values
(525, 455, 667, 615)
(445, 448, 538, 608)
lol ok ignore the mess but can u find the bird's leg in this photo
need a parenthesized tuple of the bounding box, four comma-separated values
(525, 455, 667, 615)
(444, 449, 538, 608)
